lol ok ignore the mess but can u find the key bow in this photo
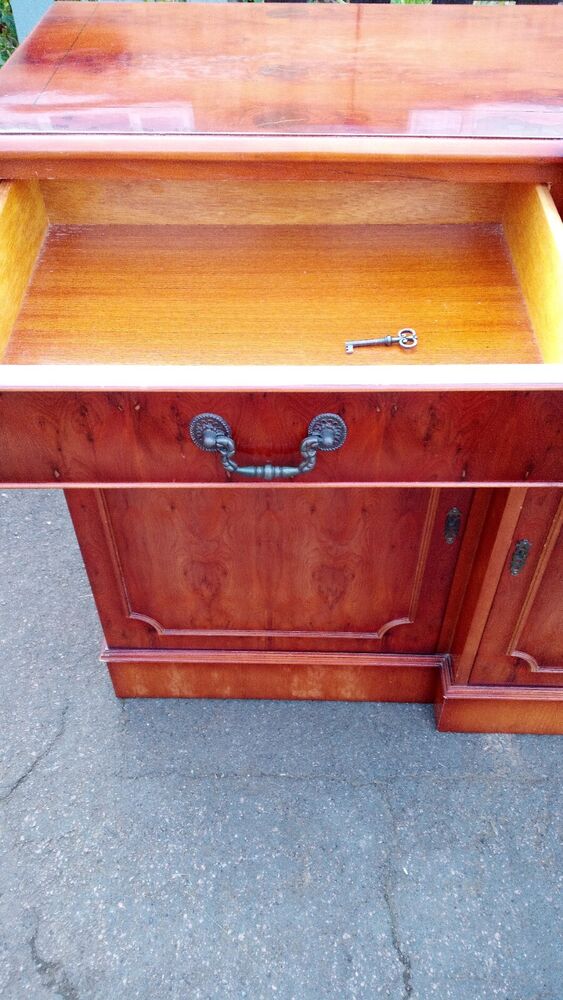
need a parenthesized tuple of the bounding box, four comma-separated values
(397, 328, 418, 349)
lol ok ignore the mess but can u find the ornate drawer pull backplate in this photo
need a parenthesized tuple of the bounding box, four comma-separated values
(189, 413, 347, 481)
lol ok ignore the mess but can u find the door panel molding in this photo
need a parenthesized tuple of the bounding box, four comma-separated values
(95, 487, 441, 642)
(508, 495, 563, 674)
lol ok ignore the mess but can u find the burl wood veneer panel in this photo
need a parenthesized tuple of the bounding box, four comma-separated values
(67, 487, 469, 653)
(1, 391, 561, 486)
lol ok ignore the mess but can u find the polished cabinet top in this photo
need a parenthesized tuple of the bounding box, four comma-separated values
(0, 1, 562, 143)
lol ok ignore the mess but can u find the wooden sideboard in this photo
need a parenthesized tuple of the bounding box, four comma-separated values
(0, 2, 562, 733)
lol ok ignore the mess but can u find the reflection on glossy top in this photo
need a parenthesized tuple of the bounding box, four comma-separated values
(0, 1, 561, 140)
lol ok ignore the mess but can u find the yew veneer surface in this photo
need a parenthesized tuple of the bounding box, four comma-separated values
(0, 3, 561, 734)
(0, 1, 562, 141)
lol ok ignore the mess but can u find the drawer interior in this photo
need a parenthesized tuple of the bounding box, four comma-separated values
(1, 179, 561, 366)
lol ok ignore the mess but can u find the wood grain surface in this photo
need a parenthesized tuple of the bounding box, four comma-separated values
(0, 2, 561, 732)
(65, 486, 468, 654)
(39, 180, 511, 228)
(0, 180, 46, 355)
(3, 222, 539, 366)
(449, 488, 528, 685)
(435, 660, 563, 735)
(106, 651, 442, 703)
(1, 391, 561, 487)
(98, 488, 442, 643)
(504, 185, 563, 363)
(469, 490, 563, 687)
(2, 145, 561, 185)
(1, 2, 561, 141)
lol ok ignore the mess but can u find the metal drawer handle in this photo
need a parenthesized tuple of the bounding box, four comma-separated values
(189, 412, 347, 480)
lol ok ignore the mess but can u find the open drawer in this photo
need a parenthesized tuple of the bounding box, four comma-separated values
(0, 179, 561, 487)
(1, 179, 562, 368)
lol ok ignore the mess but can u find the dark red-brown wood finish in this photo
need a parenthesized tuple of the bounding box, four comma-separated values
(65, 486, 471, 654)
(469, 490, 563, 687)
(0, 3, 562, 181)
(0, 391, 561, 487)
(0, 3, 562, 732)
(0, 2, 561, 139)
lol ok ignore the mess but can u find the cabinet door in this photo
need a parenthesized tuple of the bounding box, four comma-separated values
(68, 487, 471, 654)
(470, 490, 563, 687)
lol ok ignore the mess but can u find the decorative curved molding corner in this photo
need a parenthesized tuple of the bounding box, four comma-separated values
(129, 610, 168, 634)
(511, 649, 563, 675)
(511, 649, 540, 672)
(375, 617, 412, 639)
(129, 609, 413, 641)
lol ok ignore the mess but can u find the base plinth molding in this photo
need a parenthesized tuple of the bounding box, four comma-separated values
(435, 660, 563, 735)
(102, 649, 443, 703)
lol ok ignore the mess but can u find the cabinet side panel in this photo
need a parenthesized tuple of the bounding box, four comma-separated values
(0, 180, 47, 358)
(503, 185, 563, 363)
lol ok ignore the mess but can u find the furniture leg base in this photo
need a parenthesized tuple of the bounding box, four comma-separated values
(102, 649, 443, 702)
(435, 661, 563, 735)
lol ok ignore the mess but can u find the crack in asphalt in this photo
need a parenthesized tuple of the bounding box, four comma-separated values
(30, 926, 80, 1000)
(0, 704, 69, 804)
(113, 768, 554, 787)
(381, 784, 414, 1000)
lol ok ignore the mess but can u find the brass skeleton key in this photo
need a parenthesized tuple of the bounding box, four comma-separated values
(345, 328, 418, 354)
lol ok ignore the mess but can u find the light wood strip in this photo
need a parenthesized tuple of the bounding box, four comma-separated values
(40, 180, 509, 227)
(0, 363, 561, 393)
(0, 181, 47, 357)
(503, 185, 563, 364)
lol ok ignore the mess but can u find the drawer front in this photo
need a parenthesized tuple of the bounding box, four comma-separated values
(0, 389, 561, 486)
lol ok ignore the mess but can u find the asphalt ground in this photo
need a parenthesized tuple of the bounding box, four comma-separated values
(1, 489, 561, 1000)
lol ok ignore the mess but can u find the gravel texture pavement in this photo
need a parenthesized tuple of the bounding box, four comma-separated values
(1, 490, 561, 1000)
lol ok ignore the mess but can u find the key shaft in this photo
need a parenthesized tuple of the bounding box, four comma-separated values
(345, 328, 417, 353)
